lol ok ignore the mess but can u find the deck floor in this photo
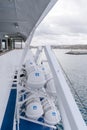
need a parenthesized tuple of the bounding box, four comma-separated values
(0, 50, 23, 128)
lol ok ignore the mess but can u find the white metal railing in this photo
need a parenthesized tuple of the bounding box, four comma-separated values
(44, 45, 87, 130)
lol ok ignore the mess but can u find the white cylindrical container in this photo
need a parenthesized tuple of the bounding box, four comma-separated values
(44, 108, 60, 125)
(25, 61, 46, 89)
(26, 101, 43, 120)
(27, 68, 46, 89)
(45, 74, 56, 96)
(42, 98, 61, 125)
(25, 61, 36, 75)
(26, 92, 43, 120)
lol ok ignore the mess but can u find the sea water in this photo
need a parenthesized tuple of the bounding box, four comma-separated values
(54, 49, 87, 125)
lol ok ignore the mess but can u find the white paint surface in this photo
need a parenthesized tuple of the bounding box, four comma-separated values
(0, 50, 22, 128)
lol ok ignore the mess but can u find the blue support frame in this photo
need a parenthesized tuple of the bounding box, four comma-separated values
(19, 119, 54, 130)
(1, 89, 17, 130)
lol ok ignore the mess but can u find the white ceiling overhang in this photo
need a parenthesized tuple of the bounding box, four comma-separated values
(0, 0, 57, 39)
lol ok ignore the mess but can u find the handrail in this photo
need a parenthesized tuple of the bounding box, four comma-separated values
(44, 45, 87, 130)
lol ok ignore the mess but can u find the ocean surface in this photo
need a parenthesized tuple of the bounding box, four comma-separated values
(54, 49, 87, 125)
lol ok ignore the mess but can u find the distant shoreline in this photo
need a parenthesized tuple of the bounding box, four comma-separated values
(51, 45, 87, 49)
(30, 45, 87, 49)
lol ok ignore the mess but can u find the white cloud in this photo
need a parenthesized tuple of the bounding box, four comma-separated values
(32, 0, 87, 45)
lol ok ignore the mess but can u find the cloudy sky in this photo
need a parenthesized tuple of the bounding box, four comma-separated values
(32, 0, 87, 45)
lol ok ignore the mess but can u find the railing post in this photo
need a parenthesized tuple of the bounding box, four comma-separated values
(34, 46, 43, 63)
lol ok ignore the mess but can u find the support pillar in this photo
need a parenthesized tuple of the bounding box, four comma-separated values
(6, 39, 8, 50)
(11, 39, 13, 50)
(0, 39, 2, 51)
